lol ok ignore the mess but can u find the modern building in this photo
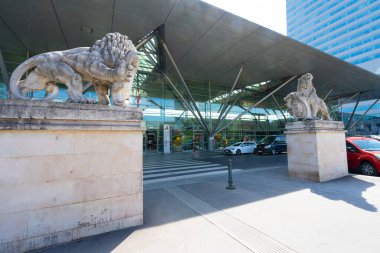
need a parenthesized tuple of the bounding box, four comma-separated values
(287, 0, 380, 134)
(1, 0, 380, 152)
(287, 0, 380, 74)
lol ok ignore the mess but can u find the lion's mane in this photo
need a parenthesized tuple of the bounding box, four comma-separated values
(89, 32, 138, 68)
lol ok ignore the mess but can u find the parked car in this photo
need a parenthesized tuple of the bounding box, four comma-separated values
(224, 141, 257, 155)
(346, 137, 380, 176)
(255, 135, 287, 155)
(367, 135, 380, 141)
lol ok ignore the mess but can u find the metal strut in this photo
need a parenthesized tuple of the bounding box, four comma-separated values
(345, 93, 361, 129)
(162, 73, 209, 133)
(0, 50, 10, 97)
(347, 97, 380, 130)
(214, 66, 244, 131)
(160, 38, 210, 135)
(215, 75, 298, 134)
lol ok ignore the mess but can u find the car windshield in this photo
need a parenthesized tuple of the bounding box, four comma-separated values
(259, 136, 276, 145)
(232, 142, 242, 147)
(352, 139, 380, 151)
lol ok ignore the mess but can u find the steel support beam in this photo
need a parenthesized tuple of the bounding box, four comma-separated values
(212, 89, 244, 134)
(271, 95, 287, 122)
(148, 98, 164, 110)
(264, 108, 271, 115)
(327, 104, 337, 120)
(215, 75, 297, 134)
(323, 88, 333, 101)
(162, 73, 209, 134)
(141, 47, 158, 66)
(160, 38, 209, 135)
(238, 105, 265, 131)
(82, 82, 93, 93)
(136, 32, 155, 49)
(215, 66, 243, 128)
(208, 79, 212, 133)
(217, 103, 224, 113)
(329, 92, 360, 113)
(82, 32, 156, 93)
(345, 93, 361, 129)
(348, 97, 380, 130)
(0, 50, 10, 96)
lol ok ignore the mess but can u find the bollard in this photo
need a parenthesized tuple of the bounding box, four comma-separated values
(226, 158, 235, 190)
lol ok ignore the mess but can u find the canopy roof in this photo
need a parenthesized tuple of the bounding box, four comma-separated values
(1, 0, 379, 102)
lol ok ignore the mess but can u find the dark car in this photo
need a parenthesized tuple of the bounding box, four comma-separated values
(255, 135, 287, 155)
(346, 137, 380, 176)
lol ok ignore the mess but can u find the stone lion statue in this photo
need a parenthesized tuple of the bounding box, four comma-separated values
(284, 73, 331, 121)
(10, 32, 138, 106)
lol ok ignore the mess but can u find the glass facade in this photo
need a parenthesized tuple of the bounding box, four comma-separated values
(287, 0, 380, 73)
(132, 34, 289, 152)
(0, 33, 289, 153)
(287, 0, 380, 135)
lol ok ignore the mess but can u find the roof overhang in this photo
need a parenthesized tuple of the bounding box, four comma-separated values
(1, 0, 379, 102)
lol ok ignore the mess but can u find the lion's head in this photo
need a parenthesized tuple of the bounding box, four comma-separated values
(88, 32, 139, 106)
(90, 32, 139, 74)
(298, 73, 313, 87)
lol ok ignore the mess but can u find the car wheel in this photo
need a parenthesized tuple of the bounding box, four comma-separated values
(360, 161, 379, 176)
(253, 148, 258, 155)
(236, 149, 241, 155)
(271, 149, 276, 155)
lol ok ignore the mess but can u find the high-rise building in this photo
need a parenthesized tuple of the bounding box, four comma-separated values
(287, 1, 380, 135)
(287, 0, 380, 74)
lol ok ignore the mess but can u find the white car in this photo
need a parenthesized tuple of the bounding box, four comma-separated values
(224, 141, 257, 155)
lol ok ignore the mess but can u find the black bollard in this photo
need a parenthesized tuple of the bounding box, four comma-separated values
(226, 158, 235, 190)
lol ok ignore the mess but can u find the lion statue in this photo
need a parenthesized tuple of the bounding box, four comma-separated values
(10, 32, 138, 106)
(284, 73, 331, 121)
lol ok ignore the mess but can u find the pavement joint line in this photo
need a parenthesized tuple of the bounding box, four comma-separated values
(236, 166, 288, 172)
(144, 166, 228, 178)
(144, 160, 212, 167)
(143, 163, 220, 171)
(165, 186, 297, 253)
(143, 159, 203, 164)
(144, 162, 215, 170)
(143, 169, 242, 184)
(144, 166, 287, 184)
(144, 164, 225, 173)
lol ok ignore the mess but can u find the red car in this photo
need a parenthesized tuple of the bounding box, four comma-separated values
(346, 137, 380, 176)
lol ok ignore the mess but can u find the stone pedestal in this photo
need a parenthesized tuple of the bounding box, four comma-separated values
(285, 120, 348, 182)
(0, 100, 145, 252)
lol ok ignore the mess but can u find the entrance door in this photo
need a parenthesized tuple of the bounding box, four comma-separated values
(145, 130, 158, 152)
(193, 131, 204, 150)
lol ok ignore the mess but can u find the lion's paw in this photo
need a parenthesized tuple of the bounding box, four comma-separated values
(84, 97, 97, 104)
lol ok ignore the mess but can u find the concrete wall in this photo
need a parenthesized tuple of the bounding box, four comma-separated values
(0, 100, 144, 252)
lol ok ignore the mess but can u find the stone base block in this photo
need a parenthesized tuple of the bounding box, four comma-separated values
(285, 120, 348, 182)
(0, 100, 145, 252)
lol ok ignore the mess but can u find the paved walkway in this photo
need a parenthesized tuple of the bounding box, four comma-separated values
(37, 152, 380, 253)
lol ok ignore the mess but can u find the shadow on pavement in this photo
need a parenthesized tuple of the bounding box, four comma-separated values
(37, 152, 379, 252)
(309, 176, 377, 212)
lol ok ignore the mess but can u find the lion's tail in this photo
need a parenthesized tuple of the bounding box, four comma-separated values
(10, 55, 59, 101)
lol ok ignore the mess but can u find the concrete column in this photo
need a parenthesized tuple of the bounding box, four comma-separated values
(208, 136, 215, 152)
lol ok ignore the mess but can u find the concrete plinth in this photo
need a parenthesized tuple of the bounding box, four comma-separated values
(0, 100, 145, 252)
(285, 120, 348, 182)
